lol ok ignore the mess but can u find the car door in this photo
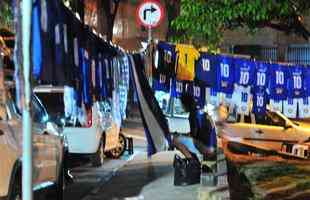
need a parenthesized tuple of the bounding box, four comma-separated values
(223, 114, 254, 139)
(250, 111, 296, 151)
(32, 96, 59, 183)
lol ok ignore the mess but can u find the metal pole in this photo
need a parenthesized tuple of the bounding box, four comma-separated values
(22, 0, 33, 200)
(148, 26, 152, 44)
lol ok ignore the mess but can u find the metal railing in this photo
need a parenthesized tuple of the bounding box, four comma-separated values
(286, 44, 310, 65)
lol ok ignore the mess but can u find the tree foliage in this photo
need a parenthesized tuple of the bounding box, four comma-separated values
(0, 0, 13, 29)
(171, 0, 310, 49)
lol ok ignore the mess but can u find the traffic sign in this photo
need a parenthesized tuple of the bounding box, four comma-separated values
(136, 0, 165, 28)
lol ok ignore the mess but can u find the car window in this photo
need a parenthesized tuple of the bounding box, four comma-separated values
(35, 92, 65, 126)
(236, 114, 252, 124)
(255, 111, 286, 127)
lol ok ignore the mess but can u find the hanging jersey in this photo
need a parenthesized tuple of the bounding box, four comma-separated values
(234, 58, 255, 86)
(283, 98, 298, 118)
(95, 55, 105, 98)
(252, 89, 269, 114)
(216, 55, 234, 94)
(170, 79, 181, 98)
(298, 97, 310, 118)
(82, 49, 92, 106)
(175, 44, 200, 81)
(287, 66, 305, 98)
(156, 42, 176, 77)
(32, 0, 42, 79)
(195, 53, 217, 87)
(269, 99, 283, 113)
(170, 79, 192, 98)
(269, 64, 288, 100)
(152, 73, 170, 93)
(254, 61, 269, 90)
(192, 83, 206, 108)
(305, 67, 310, 96)
(235, 86, 251, 115)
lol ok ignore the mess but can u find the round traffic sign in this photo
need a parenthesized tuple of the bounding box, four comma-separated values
(136, 0, 165, 28)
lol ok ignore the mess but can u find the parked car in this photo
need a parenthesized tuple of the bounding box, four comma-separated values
(34, 86, 126, 167)
(0, 88, 65, 200)
(221, 109, 310, 155)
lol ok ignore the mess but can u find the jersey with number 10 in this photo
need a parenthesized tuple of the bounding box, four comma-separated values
(192, 83, 206, 108)
(252, 89, 268, 114)
(287, 66, 305, 98)
(195, 53, 217, 87)
(217, 56, 234, 94)
(254, 62, 269, 90)
(234, 58, 255, 86)
(157, 42, 176, 77)
(269, 64, 288, 100)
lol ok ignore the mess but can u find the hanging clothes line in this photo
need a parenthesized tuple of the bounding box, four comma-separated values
(152, 41, 310, 119)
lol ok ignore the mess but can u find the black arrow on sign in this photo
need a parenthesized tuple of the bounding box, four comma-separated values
(143, 5, 157, 21)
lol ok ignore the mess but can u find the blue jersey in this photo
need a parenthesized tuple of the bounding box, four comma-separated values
(192, 83, 206, 108)
(305, 67, 310, 96)
(152, 73, 170, 93)
(216, 55, 234, 94)
(287, 65, 305, 98)
(234, 58, 255, 86)
(32, 0, 42, 79)
(252, 89, 269, 114)
(170, 79, 192, 98)
(254, 62, 269, 90)
(170, 79, 180, 97)
(269, 64, 288, 100)
(157, 41, 176, 77)
(195, 53, 217, 87)
(81, 49, 92, 106)
(95, 54, 108, 99)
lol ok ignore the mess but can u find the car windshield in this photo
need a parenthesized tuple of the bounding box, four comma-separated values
(35, 92, 65, 126)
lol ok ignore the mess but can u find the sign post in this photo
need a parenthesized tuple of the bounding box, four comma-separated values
(136, 0, 165, 44)
(22, 0, 33, 200)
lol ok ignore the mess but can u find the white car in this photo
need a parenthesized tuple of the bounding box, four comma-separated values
(0, 89, 64, 200)
(34, 86, 126, 167)
(221, 109, 310, 155)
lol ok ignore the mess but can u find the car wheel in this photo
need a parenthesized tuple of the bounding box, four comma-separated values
(9, 176, 21, 200)
(55, 164, 64, 200)
(91, 135, 106, 167)
(106, 133, 127, 159)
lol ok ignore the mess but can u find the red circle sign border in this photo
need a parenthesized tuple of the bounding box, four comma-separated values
(136, 0, 165, 28)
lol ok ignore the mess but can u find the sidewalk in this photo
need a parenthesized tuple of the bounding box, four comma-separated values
(82, 150, 230, 200)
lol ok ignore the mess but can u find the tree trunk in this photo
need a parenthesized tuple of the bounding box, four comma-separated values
(101, 0, 120, 41)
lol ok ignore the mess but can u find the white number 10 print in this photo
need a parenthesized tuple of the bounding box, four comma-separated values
(220, 63, 229, 78)
(276, 71, 284, 85)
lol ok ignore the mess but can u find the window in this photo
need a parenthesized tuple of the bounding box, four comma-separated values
(35, 92, 64, 125)
(266, 111, 286, 127)
(255, 111, 286, 127)
(236, 114, 251, 124)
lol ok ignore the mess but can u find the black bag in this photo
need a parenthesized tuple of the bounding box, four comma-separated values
(173, 154, 200, 186)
